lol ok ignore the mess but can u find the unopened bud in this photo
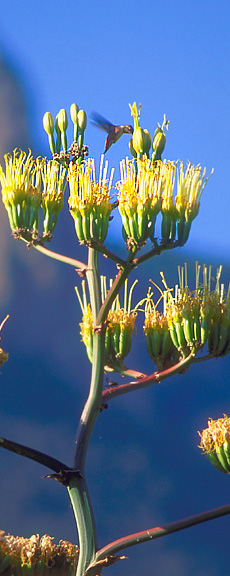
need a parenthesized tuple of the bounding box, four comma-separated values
(129, 138, 137, 158)
(70, 104, 79, 142)
(132, 127, 145, 155)
(70, 103, 79, 124)
(43, 112, 55, 155)
(152, 127, 166, 161)
(77, 110, 87, 133)
(57, 109, 68, 152)
(143, 129, 151, 155)
(57, 109, 68, 133)
(43, 112, 54, 136)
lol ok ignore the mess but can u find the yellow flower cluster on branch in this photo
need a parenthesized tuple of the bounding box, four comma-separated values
(117, 158, 212, 249)
(68, 156, 114, 243)
(0, 531, 78, 575)
(198, 415, 230, 474)
(0, 150, 67, 243)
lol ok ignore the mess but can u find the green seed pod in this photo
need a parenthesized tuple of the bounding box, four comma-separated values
(119, 326, 130, 359)
(82, 213, 91, 242)
(112, 324, 121, 357)
(215, 443, 230, 473)
(175, 319, 187, 349)
(150, 328, 161, 358)
(217, 320, 230, 355)
(200, 315, 210, 345)
(223, 441, 230, 468)
(161, 328, 173, 358)
(182, 317, 194, 346)
(161, 214, 171, 242)
(169, 322, 180, 349)
(208, 320, 220, 354)
(146, 333, 155, 361)
(193, 314, 201, 343)
(105, 328, 112, 360)
(206, 451, 227, 473)
(86, 331, 93, 364)
(73, 213, 84, 242)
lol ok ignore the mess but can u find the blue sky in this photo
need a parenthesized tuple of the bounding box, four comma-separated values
(0, 3, 230, 576)
(0, 0, 229, 260)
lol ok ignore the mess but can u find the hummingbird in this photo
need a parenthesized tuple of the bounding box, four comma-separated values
(91, 112, 133, 153)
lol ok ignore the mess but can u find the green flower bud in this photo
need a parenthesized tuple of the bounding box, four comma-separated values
(70, 103, 79, 124)
(43, 113, 56, 155)
(43, 112, 54, 136)
(132, 127, 145, 155)
(57, 109, 68, 133)
(70, 104, 79, 142)
(152, 127, 166, 161)
(129, 137, 137, 158)
(143, 129, 151, 155)
(57, 109, 68, 152)
(77, 110, 87, 134)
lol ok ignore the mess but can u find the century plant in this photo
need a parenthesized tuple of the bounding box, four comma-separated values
(0, 101, 229, 576)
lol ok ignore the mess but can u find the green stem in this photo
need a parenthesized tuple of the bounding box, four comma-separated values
(94, 504, 230, 562)
(87, 239, 126, 268)
(33, 243, 87, 271)
(71, 248, 104, 575)
(68, 477, 97, 576)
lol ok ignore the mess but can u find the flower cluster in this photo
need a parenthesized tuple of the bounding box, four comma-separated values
(143, 264, 230, 367)
(0, 531, 78, 575)
(117, 158, 211, 249)
(198, 415, 230, 474)
(0, 150, 67, 243)
(68, 156, 115, 244)
(76, 278, 137, 369)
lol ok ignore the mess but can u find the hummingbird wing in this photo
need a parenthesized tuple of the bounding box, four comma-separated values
(90, 111, 115, 135)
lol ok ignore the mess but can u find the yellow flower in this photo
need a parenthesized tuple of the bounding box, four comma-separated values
(0, 150, 42, 231)
(41, 160, 67, 234)
(68, 156, 114, 243)
(198, 415, 230, 474)
(117, 158, 163, 246)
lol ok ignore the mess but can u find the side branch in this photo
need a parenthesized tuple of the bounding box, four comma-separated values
(32, 243, 87, 272)
(95, 505, 230, 562)
(102, 350, 195, 403)
(0, 436, 69, 473)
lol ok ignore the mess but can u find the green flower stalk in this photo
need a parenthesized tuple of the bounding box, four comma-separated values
(0, 150, 42, 234)
(41, 160, 67, 235)
(68, 156, 114, 244)
(198, 415, 230, 474)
